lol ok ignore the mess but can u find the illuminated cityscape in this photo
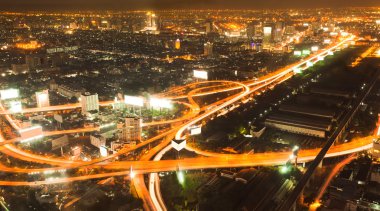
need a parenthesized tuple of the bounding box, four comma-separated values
(1, 1, 380, 210)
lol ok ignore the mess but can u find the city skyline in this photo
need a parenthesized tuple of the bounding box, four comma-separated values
(1, 0, 380, 11)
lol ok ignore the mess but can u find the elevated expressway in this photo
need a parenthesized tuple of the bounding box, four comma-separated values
(0, 35, 371, 210)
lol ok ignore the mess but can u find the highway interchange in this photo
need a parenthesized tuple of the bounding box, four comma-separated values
(0, 35, 371, 210)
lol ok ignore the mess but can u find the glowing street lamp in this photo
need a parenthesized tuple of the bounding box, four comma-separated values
(291, 145, 300, 166)
(130, 166, 136, 179)
(279, 165, 290, 174)
(177, 171, 185, 185)
(293, 145, 299, 152)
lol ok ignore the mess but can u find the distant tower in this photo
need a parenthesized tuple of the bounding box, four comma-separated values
(81, 92, 99, 115)
(175, 39, 181, 50)
(247, 21, 261, 39)
(145, 12, 157, 30)
(204, 42, 213, 57)
(205, 21, 213, 34)
(263, 26, 272, 50)
(273, 22, 284, 42)
(36, 90, 50, 108)
(246, 23, 254, 39)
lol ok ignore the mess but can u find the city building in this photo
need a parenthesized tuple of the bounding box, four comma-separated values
(284, 26, 296, 36)
(205, 21, 213, 33)
(120, 116, 141, 142)
(90, 134, 106, 148)
(246, 22, 255, 38)
(263, 25, 272, 50)
(110, 140, 124, 152)
(273, 22, 284, 42)
(254, 25, 263, 38)
(36, 90, 50, 108)
(310, 88, 352, 99)
(56, 85, 84, 99)
(278, 104, 336, 120)
(81, 92, 99, 115)
(265, 113, 332, 138)
(204, 42, 213, 57)
(11, 64, 29, 74)
(145, 12, 157, 30)
(26, 53, 67, 69)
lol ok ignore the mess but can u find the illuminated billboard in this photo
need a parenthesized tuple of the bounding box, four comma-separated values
(0, 89, 19, 100)
(293, 51, 302, 56)
(124, 95, 144, 107)
(10, 101, 22, 113)
(193, 70, 208, 80)
(189, 126, 202, 135)
(302, 50, 311, 55)
(150, 98, 173, 109)
(263, 26, 272, 34)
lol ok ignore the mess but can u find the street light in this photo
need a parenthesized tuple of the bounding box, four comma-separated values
(130, 166, 135, 179)
(290, 145, 299, 166)
(279, 165, 290, 174)
(177, 171, 185, 185)
(293, 145, 299, 152)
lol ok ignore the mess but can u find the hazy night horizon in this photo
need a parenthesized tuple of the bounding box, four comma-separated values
(1, 0, 380, 10)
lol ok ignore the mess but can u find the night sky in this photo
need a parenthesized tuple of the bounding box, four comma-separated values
(0, 0, 380, 11)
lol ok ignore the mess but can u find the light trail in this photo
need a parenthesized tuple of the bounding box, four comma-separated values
(0, 137, 372, 186)
(312, 154, 357, 209)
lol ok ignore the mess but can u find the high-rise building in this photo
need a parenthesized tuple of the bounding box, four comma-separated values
(36, 90, 50, 108)
(204, 42, 213, 57)
(273, 22, 284, 42)
(254, 25, 263, 38)
(284, 26, 296, 36)
(121, 117, 141, 142)
(81, 92, 99, 115)
(175, 39, 181, 50)
(205, 21, 213, 34)
(145, 12, 157, 30)
(247, 24, 254, 38)
(247, 21, 261, 38)
(263, 26, 273, 50)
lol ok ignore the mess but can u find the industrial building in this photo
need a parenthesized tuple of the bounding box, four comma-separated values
(265, 112, 332, 138)
(278, 104, 336, 119)
(310, 87, 352, 99)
